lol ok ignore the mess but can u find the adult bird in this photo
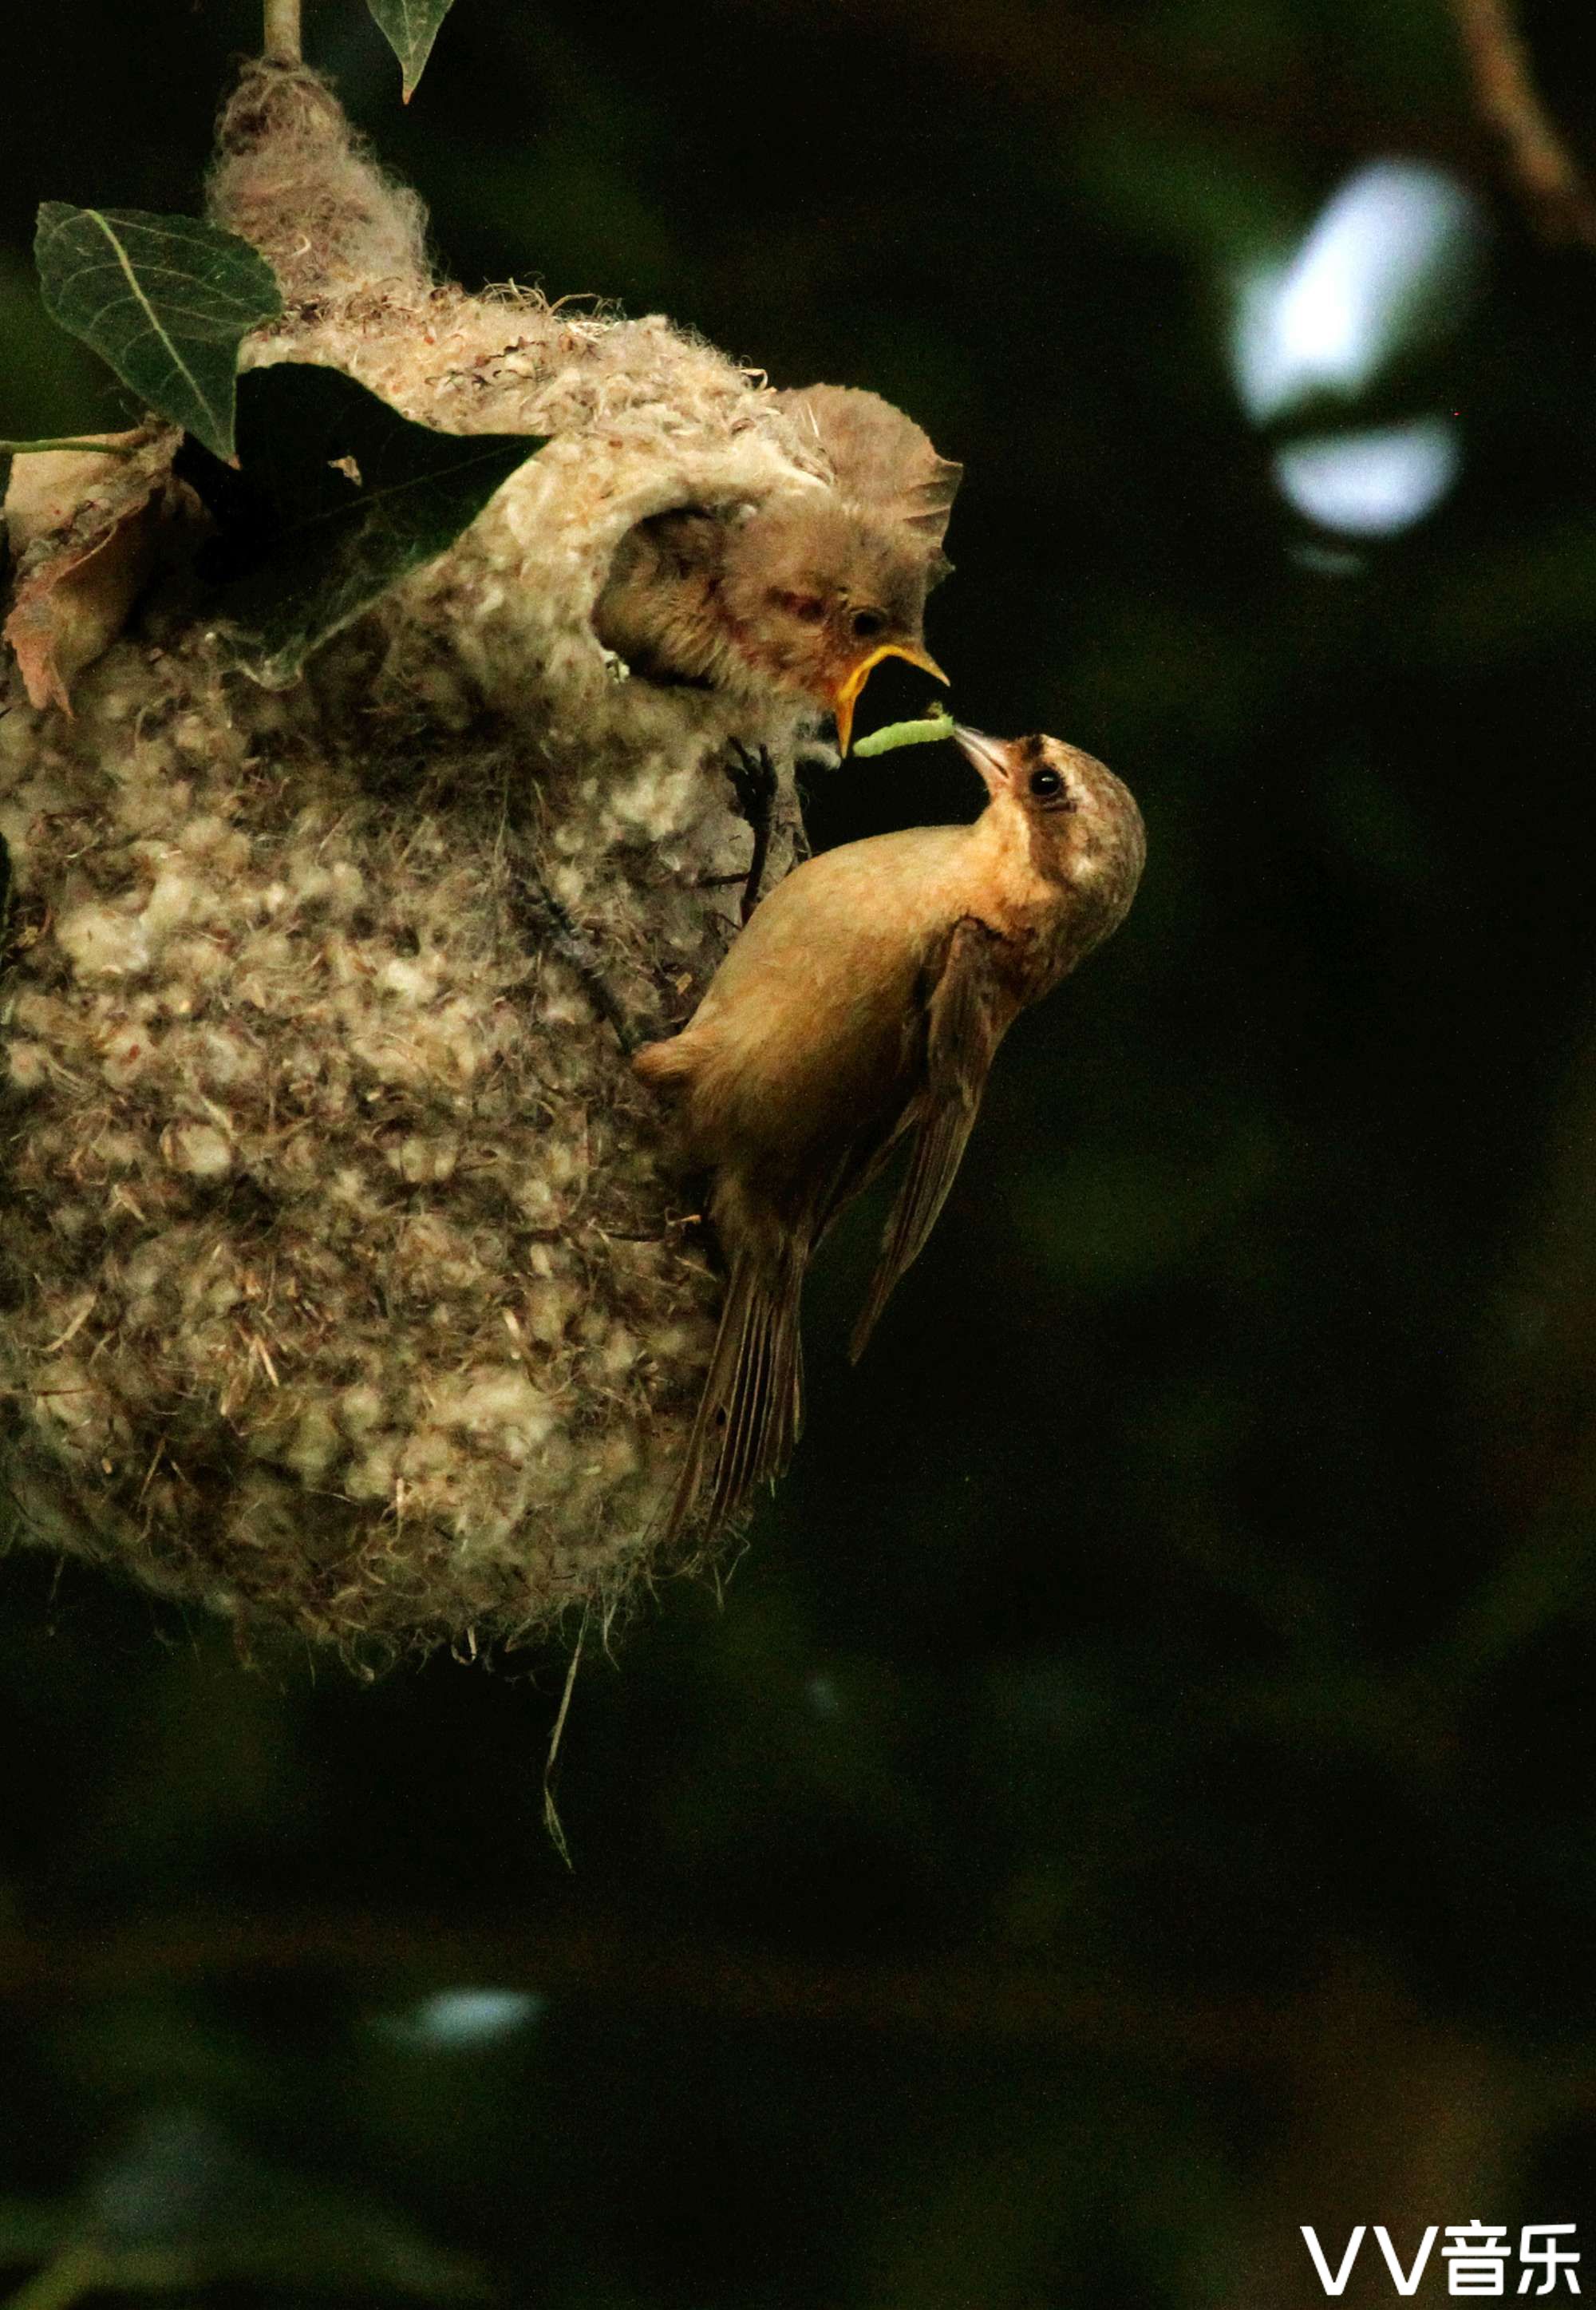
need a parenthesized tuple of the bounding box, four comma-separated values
(635, 726, 1146, 1541)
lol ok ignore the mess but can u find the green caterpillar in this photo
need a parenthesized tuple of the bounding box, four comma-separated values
(851, 705, 955, 758)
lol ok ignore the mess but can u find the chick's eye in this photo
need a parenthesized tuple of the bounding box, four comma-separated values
(851, 609, 886, 640)
(1029, 766, 1065, 800)
(772, 591, 827, 624)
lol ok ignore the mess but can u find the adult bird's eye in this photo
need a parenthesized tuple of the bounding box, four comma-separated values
(851, 608, 886, 640)
(1029, 766, 1065, 800)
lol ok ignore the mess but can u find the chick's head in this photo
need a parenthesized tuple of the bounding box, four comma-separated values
(720, 496, 946, 750)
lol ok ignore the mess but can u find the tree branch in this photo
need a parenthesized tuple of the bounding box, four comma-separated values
(1452, 0, 1596, 246)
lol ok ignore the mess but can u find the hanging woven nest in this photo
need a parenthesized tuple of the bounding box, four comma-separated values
(0, 62, 840, 1654)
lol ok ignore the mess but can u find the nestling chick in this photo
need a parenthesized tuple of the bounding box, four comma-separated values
(592, 386, 960, 751)
(636, 728, 1146, 1541)
(772, 383, 962, 583)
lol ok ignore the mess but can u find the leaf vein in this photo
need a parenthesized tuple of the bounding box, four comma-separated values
(79, 209, 220, 431)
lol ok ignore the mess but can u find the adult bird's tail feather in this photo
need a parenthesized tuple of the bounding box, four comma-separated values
(663, 1240, 805, 1543)
(848, 1093, 974, 1363)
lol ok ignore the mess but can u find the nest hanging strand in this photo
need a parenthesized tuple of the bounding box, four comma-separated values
(263, 0, 303, 69)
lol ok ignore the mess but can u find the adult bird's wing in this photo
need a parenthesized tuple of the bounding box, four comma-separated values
(848, 916, 1012, 1361)
(773, 384, 962, 568)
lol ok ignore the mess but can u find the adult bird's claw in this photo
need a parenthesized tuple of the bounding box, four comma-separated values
(725, 742, 778, 922)
(518, 861, 643, 1057)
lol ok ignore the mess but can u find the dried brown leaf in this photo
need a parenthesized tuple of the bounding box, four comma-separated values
(4, 431, 148, 556)
(3, 431, 188, 714)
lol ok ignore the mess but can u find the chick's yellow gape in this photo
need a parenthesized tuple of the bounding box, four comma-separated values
(636, 727, 1146, 1540)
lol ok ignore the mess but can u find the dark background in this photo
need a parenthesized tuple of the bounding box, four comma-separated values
(5, 1, 1596, 2301)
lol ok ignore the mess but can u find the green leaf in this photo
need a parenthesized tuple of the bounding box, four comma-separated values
(183, 362, 544, 688)
(34, 206, 282, 462)
(365, 0, 456, 100)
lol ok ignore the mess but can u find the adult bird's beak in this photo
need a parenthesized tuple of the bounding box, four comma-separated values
(953, 725, 1015, 797)
(833, 642, 948, 755)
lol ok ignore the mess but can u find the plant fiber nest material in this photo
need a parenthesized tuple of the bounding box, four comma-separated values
(0, 63, 829, 1655)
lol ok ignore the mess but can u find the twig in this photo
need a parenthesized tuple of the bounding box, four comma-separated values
(512, 859, 642, 1058)
(263, 0, 302, 66)
(0, 438, 138, 458)
(541, 1613, 586, 1869)
(1452, 0, 1596, 246)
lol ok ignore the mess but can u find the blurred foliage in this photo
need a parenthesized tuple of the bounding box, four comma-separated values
(5, 0, 1596, 2303)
